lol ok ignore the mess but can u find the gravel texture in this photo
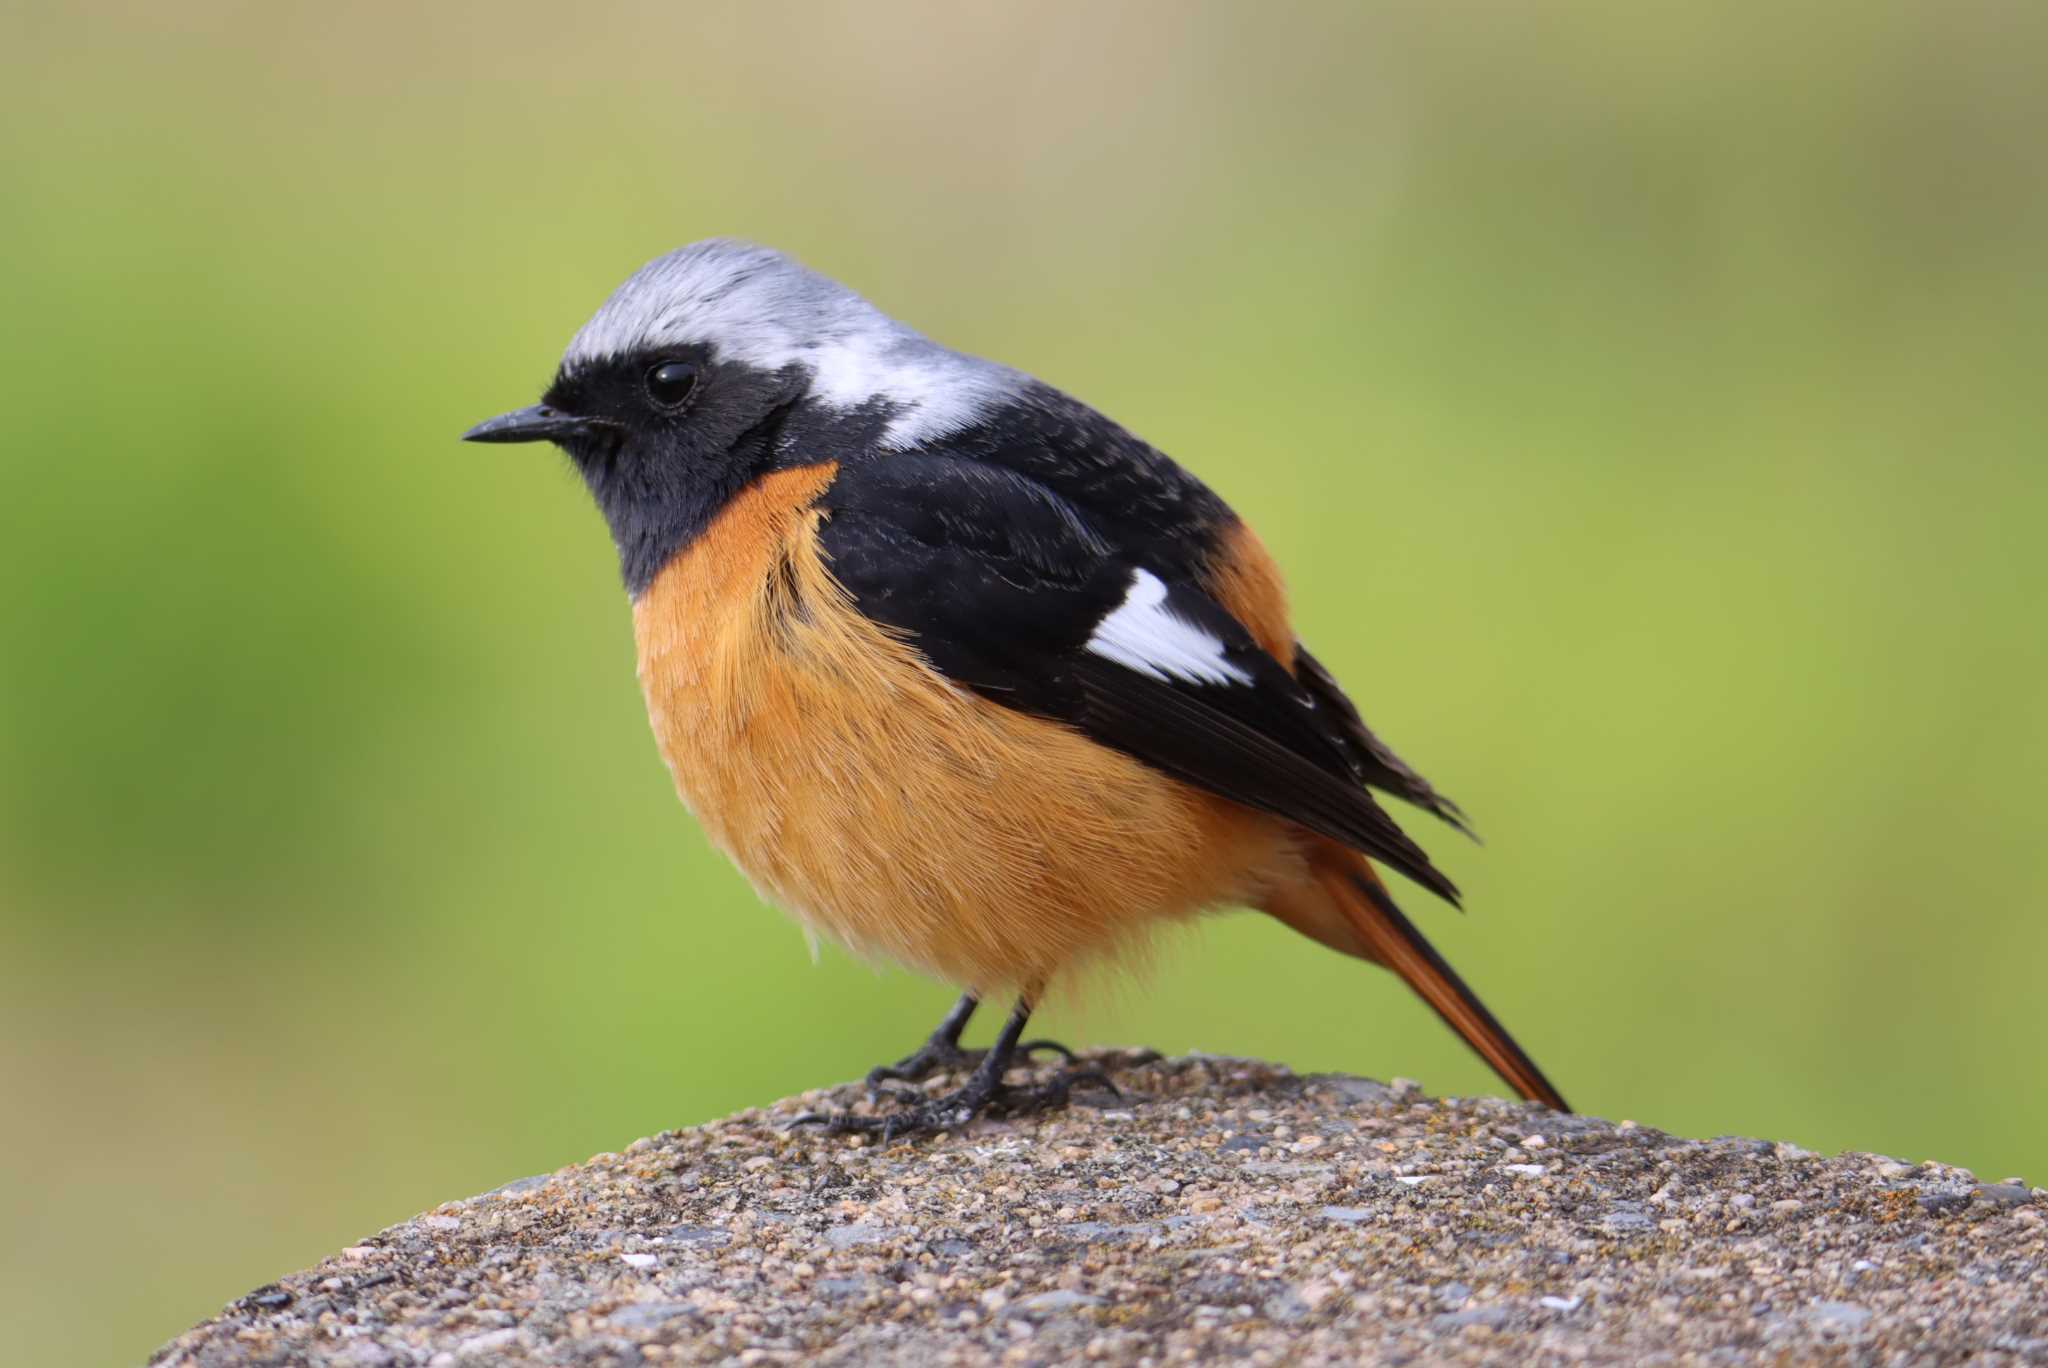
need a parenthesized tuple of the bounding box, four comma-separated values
(154, 1052, 2047, 1366)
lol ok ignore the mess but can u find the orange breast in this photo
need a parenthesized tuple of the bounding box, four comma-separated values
(629, 464, 1302, 993)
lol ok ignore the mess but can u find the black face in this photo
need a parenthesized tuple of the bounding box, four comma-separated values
(473, 346, 811, 595)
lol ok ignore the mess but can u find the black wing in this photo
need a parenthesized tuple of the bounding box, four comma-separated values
(1295, 646, 1475, 839)
(817, 441, 1460, 905)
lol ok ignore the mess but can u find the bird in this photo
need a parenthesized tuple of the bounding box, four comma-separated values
(464, 238, 1567, 1135)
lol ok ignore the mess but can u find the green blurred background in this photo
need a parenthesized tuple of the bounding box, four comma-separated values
(3, 2, 2044, 1362)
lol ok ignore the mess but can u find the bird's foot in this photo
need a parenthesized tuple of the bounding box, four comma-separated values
(792, 1062, 1116, 1143)
(863, 1038, 978, 1094)
(863, 1037, 1077, 1096)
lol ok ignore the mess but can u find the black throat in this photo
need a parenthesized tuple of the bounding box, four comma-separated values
(545, 355, 897, 598)
(568, 390, 795, 597)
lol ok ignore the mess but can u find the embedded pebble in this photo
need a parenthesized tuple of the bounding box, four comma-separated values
(1973, 1182, 2033, 1209)
(1011, 1289, 1106, 1316)
(821, 1222, 892, 1249)
(1808, 1301, 1874, 1334)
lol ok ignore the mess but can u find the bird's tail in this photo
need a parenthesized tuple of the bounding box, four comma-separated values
(1272, 846, 1569, 1111)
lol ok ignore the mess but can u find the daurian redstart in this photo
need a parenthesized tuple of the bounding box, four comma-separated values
(466, 240, 1566, 1136)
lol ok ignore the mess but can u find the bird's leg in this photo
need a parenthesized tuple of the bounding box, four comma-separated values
(865, 993, 981, 1095)
(864, 994, 1080, 1101)
(794, 998, 1116, 1141)
(998, 980, 1083, 1069)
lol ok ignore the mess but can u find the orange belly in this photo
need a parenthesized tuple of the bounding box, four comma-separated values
(629, 463, 1303, 993)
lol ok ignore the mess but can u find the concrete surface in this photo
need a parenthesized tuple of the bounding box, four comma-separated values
(153, 1053, 2047, 1365)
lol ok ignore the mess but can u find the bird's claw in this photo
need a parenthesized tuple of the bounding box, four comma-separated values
(792, 1063, 1119, 1142)
(861, 1037, 1078, 1098)
(1013, 1066, 1119, 1110)
(1017, 1037, 1078, 1064)
(863, 1041, 981, 1094)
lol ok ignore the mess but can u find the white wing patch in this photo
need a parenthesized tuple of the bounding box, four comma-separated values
(1085, 569, 1253, 687)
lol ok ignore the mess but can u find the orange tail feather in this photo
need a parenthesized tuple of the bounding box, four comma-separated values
(1306, 851, 1569, 1111)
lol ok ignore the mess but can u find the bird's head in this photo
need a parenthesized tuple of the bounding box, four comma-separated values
(463, 239, 1020, 594)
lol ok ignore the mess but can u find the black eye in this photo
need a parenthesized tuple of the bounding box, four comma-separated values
(645, 361, 699, 409)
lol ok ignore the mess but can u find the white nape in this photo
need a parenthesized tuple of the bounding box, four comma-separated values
(1086, 569, 1252, 687)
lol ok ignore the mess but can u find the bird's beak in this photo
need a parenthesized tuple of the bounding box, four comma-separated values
(461, 404, 613, 445)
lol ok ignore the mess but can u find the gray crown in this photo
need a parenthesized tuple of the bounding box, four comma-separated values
(563, 239, 1026, 448)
